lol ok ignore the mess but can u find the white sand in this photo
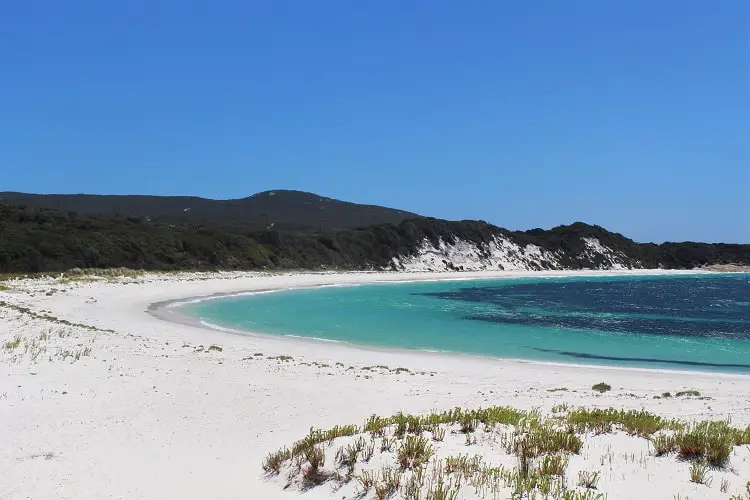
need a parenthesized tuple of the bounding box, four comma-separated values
(1, 270, 749, 499)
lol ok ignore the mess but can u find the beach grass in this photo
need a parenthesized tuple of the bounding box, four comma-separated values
(577, 470, 601, 489)
(0, 300, 115, 333)
(565, 408, 680, 437)
(261, 404, 750, 498)
(3, 334, 22, 351)
(397, 435, 433, 470)
(675, 390, 700, 397)
(591, 382, 612, 393)
(689, 462, 712, 485)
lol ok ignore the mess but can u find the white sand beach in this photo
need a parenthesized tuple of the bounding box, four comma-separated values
(2, 270, 749, 499)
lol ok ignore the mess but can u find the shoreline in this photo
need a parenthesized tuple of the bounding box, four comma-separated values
(148, 268, 750, 380)
(3, 268, 750, 499)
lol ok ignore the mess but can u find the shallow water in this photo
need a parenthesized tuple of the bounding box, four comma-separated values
(184, 273, 750, 373)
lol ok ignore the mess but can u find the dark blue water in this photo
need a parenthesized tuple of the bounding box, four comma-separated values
(424, 277, 750, 339)
(186, 273, 750, 373)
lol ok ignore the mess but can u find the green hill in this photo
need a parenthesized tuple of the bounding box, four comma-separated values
(0, 190, 421, 232)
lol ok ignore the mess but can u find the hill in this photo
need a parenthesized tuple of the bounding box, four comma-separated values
(1, 204, 748, 274)
(0, 190, 422, 232)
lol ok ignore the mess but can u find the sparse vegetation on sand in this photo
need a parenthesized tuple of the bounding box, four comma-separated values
(3, 334, 22, 351)
(1, 327, 95, 364)
(261, 405, 750, 499)
(675, 389, 701, 397)
(268, 355, 293, 362)
(0, 267, 144, 282)
(689, 462, 712, 485)
(0, 300, 115, 333)
(591, 382, 611, 393)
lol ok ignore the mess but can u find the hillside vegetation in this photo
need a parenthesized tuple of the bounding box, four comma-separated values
(1, 204, 748, 274)
(0, 190, 421, 232)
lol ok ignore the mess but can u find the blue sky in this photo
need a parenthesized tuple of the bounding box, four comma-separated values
(1, 1, 748, 243)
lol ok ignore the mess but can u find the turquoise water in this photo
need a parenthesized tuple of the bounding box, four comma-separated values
(184, 274, 750, 373)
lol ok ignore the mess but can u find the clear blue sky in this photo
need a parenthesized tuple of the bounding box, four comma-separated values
(2, 1, 748, 243)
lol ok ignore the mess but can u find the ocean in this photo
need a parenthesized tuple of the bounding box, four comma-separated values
(183, 273, 750, 373)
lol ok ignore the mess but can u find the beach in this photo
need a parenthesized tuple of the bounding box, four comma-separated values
(2, 270, 749, 499)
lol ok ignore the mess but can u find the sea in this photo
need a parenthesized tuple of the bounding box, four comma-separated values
(183, 273, 750, 374)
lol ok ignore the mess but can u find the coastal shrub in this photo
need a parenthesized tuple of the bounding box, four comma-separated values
(650, 434, 676, 456)
(464, 432, 476, 446)
(676, 390, 700, 397)
(269, 355, 293, 362)
(676, 421, 735, 466)
(508, 421, 582, 457)
(564, 491, 605, 500)
(430, 425, 446, 442)
(380, 436, 396, 452)
(311, 424, 359, 445)
(472, 406, 530, 427)
(365, 415, 390, 437)
(260, 405, 750, 497)
(577, 470, 601, 489)
(505, 464, 566, 497)
(374, 468, 401, 499)
(737, 426, 750, 445)
(552, 403, 570, 414)
(444, 454, 483, 476)
(261, 447, 290, 474)
(459, 415, 478, 433)
(393, 412, 425, 438)
(689, 462, 712, 485)
(362, 438, 375, 462)
(335, 444, 359, 474)
(2, 200, 750, 274)
(3, 334, 22, 350)
(591, 383, 611, 393)
(301, 445, 327, 486)
(538, 454, 568, 476)
(566, 408, 676, 437)
(401, 473, 422, 500)
(425, 479, 459, 500)
(355, 469, 375, 491)
(397, 435, 433, 470)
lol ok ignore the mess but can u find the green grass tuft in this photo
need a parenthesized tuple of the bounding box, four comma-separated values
(675, 389, 701, 397)
(676, 420, 737, 466)
(689, 461, 712, 485)
(397, 435, 433, 470)
(591, 383, 611, 393)
(3, 334, 22, 350)
(577, 470, 601, 489)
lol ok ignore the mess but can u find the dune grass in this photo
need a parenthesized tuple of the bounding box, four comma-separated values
(565, 408, 681, 437)
(674, 420, 743, 466)
(591, 382, 611, 393)
(689, 462, 712, 486)
(262, 404, 748, 499)
(0, 300, 115, 333)
(3, 334, 22, 351)
(397, 435, 433, 470)
(675, 390, 701, 397)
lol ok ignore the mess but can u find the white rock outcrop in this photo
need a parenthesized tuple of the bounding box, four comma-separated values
(391, 235, 637, 272)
